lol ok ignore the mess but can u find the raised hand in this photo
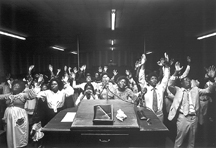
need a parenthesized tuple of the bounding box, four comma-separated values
(37, 74, 44, 84)
(140, 54, 146, 65)
(73, 67, 78, 74)
(80, 65, 85, 71)
(206, 65, 216, 78)
(64, 66, 67, 72)
(104, 66, 108, 72)
(157, 58, 164, 67)
(113, 70, 118, 76)
(49, 64, 53, 72)
(62, 74, 69, 84)
(83, 65, 86, 70)
(56, 69, 61, 75)
(175, 62, 183, 72)
(164, 52, 169, 62)
(35, 74, 39, 78)
(187, 56, 191, 64)
(68, 67, 72, 73)
(163, 52, 170, 67)
(135, 61, 140, 69)
(98, 66, 102, 73)
(125, 70, 130, 76)
(71, 72, 76, 79)
(7, 79, 12, 89)
(29, 65, 34, 72)
(170, 58, 175, 66)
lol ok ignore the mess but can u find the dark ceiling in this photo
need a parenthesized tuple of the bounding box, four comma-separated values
(0, 0, 215, 54)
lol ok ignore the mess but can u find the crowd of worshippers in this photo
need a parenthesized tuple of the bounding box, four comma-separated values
(0, 52, 216, 148)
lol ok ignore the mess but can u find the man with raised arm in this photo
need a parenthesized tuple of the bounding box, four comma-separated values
(168, 65, 216, 148)
(138, 53, 170, 122)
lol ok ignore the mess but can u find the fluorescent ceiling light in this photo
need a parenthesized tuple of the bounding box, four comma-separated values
(52, 46, 64, 51)
(111, 40, 114, 45)
(197, 32, 216, 40)
(111, 9, 116, 30)
(146, 51, 153, 54)
(71, 51, 77, 54)
(0, 30, 26, 40)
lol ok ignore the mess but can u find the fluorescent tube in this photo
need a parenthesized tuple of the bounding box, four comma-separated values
(71, 51, 77, 54)
(111, 40, 114, 45)
(197, 32, 216, 40)
(52, 46, 64, 51)
(0, 30, 26, 40)
(111, 9, 116, 30)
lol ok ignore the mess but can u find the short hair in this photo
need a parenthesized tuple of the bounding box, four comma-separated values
(147, 72, 158, 81)
(101, 72, 110, 78)
(116, 76, 129, 86)
(126, 69, 132, 75)
(84, 83, 95, 94)
(49, 78, 63, 90)
(41, 82, 48, 89)
(12, 80, 26, 94)
(86, 73, 91, 77)
(180, 76, 191, 83)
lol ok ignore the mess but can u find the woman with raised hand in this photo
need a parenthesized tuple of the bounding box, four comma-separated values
(97, 73, 116, 100)
(36, 74, 74, 124)
(112, 76, 138, 103)
(75, 83, 98, 106)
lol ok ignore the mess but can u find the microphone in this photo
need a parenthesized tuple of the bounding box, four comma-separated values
(103, 81, 109, 89)
(105, 83, 109, 89)
(103, 81, 109, 100)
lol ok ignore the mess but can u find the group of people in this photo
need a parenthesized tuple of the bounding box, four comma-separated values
(0, 52, 216, 148)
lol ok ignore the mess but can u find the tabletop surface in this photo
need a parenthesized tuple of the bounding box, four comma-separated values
(42, 99, 168, 132)
(42, 107, 78, 132)
(71, 99, 139, 131)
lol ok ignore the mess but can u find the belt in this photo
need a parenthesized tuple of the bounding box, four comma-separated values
(200, 99, 209, 102)
(179, 111, 196, 117)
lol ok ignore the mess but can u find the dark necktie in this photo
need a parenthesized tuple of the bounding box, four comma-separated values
(152, 87, 158, 112)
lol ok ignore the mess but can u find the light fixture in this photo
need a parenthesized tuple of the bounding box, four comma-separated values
(111, 9, 116, 30)
(111, 40, 114, 45)
(0, 30, 26, 40)
(111, 47, 114, 51)
(197, 32, 216, 40)
(52, 46, 65, 51)
(146, 51, 153, 54)
(71, 51, 77, 54)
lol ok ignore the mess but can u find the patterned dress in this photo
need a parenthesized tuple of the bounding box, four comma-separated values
(3, 106, 29, 148)
(1, 88, 39, 148)
(113, 88, 137, 103)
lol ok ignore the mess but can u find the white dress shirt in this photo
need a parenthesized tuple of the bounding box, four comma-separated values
(139, 67, 170, 112)
(37, 83, 74, 112)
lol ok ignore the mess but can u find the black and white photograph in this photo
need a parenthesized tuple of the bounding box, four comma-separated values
(0, 0, 216, 148)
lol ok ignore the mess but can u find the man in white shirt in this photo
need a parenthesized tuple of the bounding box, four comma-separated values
(138, 53, 170, 122)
